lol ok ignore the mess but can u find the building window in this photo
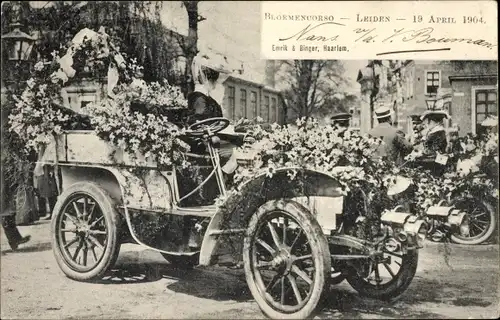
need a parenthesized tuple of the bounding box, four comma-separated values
(270, 97, 277, 123)
(425, 70, 440, 95)
(240, 89, 247, 119)
(475, 89, 497, 135)
(249, 91, 257, 119)
(228, 86, 235, 120)
(263, 96, 270, 122)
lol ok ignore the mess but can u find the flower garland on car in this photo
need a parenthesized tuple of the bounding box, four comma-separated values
(7, 27, 190, 167)
(402, 125, 499, 216)
(233, 118, 388, 193)
(84, 79, 191, 167)
(8, 59, 91, 150)
(213, 118, 400, 246)
(8, 27, 127, 150)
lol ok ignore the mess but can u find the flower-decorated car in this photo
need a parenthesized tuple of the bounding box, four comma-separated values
(400, 120, 498, 245)
(7, 27, 431, 319)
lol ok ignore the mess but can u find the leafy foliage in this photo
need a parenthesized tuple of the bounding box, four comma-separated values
(8, 27, 191, 169)
(402, 128, 498, 215)
(2, 1, 188, 86)
(85, 79, 191, 167)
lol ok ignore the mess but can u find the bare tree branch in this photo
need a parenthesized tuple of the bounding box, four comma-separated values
(275, 59, 355, 122)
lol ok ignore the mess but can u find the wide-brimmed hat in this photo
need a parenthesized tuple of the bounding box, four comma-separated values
(420, 110, 449, 121)
(330, 112, 352, 122)
(374, 106, 391, 120)
(194, 53, 232, 74)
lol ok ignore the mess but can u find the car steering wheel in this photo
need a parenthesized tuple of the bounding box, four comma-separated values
(187, 117, 230, 136)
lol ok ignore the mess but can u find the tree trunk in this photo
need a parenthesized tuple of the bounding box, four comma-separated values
(183, 1, 199, 95)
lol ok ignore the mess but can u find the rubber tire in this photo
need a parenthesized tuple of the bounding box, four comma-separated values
(161, 253, 199, 270)
(346, 249, 418, 302)
(243, 200, 331, 319)
(51, 182, 121, 281)
(450, 198, 497, 245)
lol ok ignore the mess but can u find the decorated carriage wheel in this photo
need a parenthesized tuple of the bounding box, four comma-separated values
(51, 182, 121, 281)
(243, 199, 331, 319)
(346, 248, 418, 302)
(450, 197, 496, 245)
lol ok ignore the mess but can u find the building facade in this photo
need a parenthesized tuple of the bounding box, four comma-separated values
(448, 74, 497, 135)
(396, 60, 497, 136)
(61, 74, 285, 125)
(222, 74, 285, 125)
(358, 60, 498, 136)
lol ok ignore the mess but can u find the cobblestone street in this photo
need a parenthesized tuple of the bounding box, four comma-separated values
(1, 221, 499, 319)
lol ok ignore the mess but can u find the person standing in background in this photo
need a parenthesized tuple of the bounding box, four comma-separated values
(330, 112, 352, 143)
(330, 112, 352, 130)
(34, 162, 58, 220)
(368, 106, 413, 166)
(1, 184, 31, 251)
(1, 106, 31, 250)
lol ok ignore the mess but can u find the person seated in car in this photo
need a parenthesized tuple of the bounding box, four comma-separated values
(419, 109, 450, 175)
(185, 53, 254, 175)
(178, 53, 255, 208)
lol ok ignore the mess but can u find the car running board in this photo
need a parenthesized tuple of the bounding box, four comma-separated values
(119, 205, 218, 218)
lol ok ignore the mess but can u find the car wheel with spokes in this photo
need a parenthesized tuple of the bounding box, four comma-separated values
(450, 197, 496, 245)
(243, 200, 331, 319)
(51, 182, 121, 281)
(346, 248, 418, 302)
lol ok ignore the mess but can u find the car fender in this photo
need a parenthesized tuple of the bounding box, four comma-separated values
(199, 166, 345, 265)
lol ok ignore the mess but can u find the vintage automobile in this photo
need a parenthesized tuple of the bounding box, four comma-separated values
(38, 117, 429, 319)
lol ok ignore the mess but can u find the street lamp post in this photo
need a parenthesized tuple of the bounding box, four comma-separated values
(1, 2, 36, 88)
(425, 98, 437, 110)
(2, 23, 35, 62)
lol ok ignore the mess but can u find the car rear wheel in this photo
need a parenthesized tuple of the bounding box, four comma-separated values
(52, 182, 121, 281)
(346, 249, 418, 302)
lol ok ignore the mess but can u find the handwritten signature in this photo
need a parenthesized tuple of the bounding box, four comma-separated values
(278, 23, 496, 51)
(278, 22, 345, 42)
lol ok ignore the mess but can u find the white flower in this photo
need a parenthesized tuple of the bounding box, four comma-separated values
(26, 78, 36, 88)
(50, 50, 59, 59)
(287, 169, 298, 180)
(34, 61, 45, 71)
(457, 159, 479, 177)
(51, 69, 69, 84)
